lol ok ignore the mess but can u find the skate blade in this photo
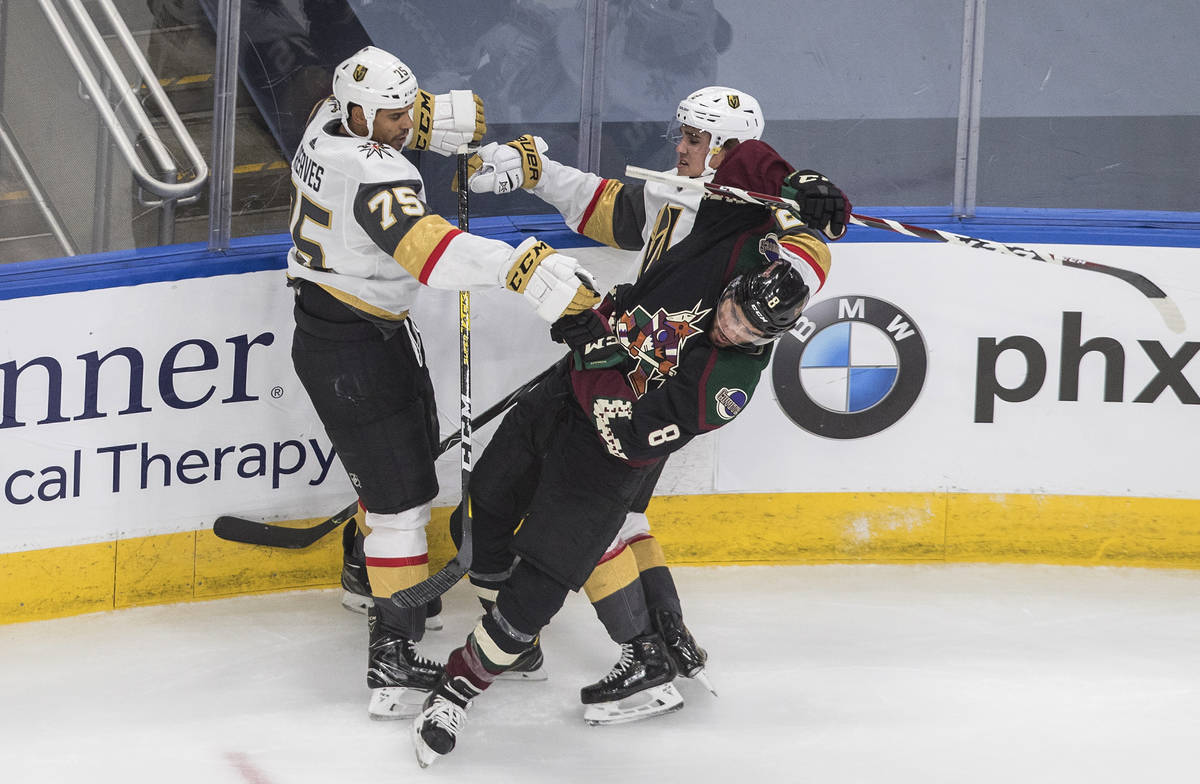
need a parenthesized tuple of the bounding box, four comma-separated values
(369, 686, 428, 720)
(341, 590, 372, 615)
(583, 682, 684, 726)
(692, 669, 718, 697)
(495, 666, 548, 682)
(411, 716, 440, 768)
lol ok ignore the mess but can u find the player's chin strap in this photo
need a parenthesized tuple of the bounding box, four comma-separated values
(624, 166, 1185, 335)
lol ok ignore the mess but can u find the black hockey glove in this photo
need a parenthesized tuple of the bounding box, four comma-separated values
(781, 169, 852, 240)
(550, 309, 609, 348)
(550, 310, 624, 370)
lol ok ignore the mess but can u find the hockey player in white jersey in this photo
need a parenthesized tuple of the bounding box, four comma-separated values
(460, 86, 849, 722)
(286, 45, 599, 721)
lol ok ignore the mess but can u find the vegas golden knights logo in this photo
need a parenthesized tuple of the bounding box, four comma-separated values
(727, 94, 740, 109)
(353, 65, 367, 81)
(641, 205, 683, 276)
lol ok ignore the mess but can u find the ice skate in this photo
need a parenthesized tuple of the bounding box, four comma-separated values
(653, 608, 716, 695)
(580, 633, 682, 725)
(412, 675, 481, 768)
(366, 607, 443, 720)
(339, 520, 374, 613)
(495, 638, 548, 682)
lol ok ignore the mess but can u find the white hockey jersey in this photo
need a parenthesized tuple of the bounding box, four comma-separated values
(531, 158, 701, 280)
(285, 98, 521, 321)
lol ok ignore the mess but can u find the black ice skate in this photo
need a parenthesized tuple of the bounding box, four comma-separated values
(366, 607, 444, 720)
(412, 675, 482, 768)
(580, 633, 683, 725)
(495, 638, 548, 682)
(653, 608, 716, 696)
(339, 518, 372, 613)
(340, 525, 442, 628)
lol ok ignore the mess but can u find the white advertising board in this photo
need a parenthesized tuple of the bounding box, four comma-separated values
(0, 271, 340, 551)
(717, 242, 1200, 499)
(4, 240, 1195, 554)
(0, 247, 643, 554)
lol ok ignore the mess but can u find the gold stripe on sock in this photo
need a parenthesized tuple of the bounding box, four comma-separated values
(583, 546, 639, 602)
(629, 535, 667, 572)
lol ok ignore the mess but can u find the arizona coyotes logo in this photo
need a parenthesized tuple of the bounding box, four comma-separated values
(727, 94, 740, 109)
(615, 302, 711, 397)
(353, 64, 368, 81)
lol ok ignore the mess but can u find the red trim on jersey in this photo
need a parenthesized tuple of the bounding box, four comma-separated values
(365, 554, 430, 568)
(418, 228, 464, 284)
(626, 533, 655, 545)
(781, 240, 827, 287)
(576, 180, 610, 235)
(596, 541, 629, 565)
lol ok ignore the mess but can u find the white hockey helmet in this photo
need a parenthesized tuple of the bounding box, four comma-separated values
(673, 86, 764, 171)
(332, 46, 419, 140)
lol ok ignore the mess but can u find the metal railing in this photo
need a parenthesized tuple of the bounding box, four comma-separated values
(36, 0, 208, 247)
(0, 113, 78, 256)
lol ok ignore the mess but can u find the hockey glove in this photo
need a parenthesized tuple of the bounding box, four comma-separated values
(501, 236, 600, 322)
(467, 134, 548, 194)
(551, 311, 624, 371)
(550, 309, 609, 347)
(781, 169, 852, 241)
(407, 89, 486, 156)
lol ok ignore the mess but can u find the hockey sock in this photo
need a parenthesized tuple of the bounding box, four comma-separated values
(372, 596, 426, 641)
(364, 505, 431, 639)
(629, 535, 682, 617)
(450, 607, 536, 690)
(584, 545, 652, 643)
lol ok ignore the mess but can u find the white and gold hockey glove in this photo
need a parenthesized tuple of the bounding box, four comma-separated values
(467, 134, 548, 194)
(501, 236, 600, 322)
(407, 89, 486, 156)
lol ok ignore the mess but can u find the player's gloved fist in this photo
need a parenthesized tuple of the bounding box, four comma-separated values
(550, 309, 609, 347)
(468, 134, 548, 194)
(781, 169, 852, 240)
(551, 311, 625, 370)
(501, 236, 600, 322)
(407, 89, 486, 156)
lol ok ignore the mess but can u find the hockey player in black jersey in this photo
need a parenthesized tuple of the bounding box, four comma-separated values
(413, 140, 833, 766)
(458, 86, 848, 700)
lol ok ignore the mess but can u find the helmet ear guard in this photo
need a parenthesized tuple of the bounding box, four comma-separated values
(332, 46, 419, 140)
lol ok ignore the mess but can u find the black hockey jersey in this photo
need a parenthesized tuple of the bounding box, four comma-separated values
(569, 141, 831, 464)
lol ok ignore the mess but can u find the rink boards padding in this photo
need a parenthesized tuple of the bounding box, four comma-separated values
(4, 491, 1200, 623)
(2, 214, 1200, 623)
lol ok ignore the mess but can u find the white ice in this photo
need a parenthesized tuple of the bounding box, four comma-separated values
(2, 564, 1198, 783)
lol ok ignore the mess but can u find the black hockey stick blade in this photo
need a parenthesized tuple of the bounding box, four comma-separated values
(213, 499, 359, 549)
(390, 558, 468, 608)
(209, 362, 561, 550)
(391, 502, 475, 608)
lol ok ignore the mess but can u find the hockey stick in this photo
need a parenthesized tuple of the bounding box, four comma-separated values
(211, 363, 557, 549)
(212, 498, 360, 550)
(625, 165, 1186, 334)
(390, 150, 476, 608)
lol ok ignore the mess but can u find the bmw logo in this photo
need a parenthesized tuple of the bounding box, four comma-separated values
(772, 296, 927, 439)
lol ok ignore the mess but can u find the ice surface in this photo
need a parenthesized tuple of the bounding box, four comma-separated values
(2, 564, 1198, 783)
